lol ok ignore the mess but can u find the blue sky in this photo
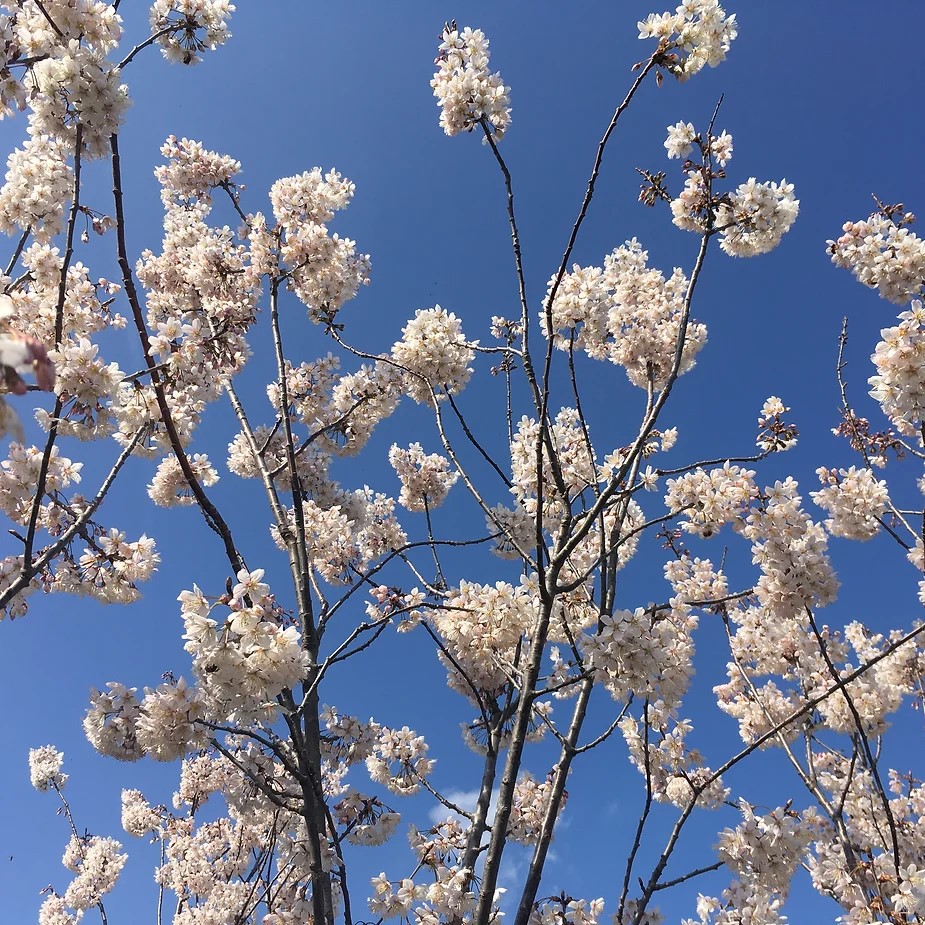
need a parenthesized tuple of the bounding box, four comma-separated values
(2, 2, 925, 922)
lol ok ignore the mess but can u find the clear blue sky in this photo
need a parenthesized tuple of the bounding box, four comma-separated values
(2, 2, 924, 921)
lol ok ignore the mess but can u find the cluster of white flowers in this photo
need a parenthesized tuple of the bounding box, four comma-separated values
(270, 168, 370, 320)
(638, 0, 738, 80)
(390, 306, 475, 403)
(51, 528, 159, 605)
(133, 676, 208, 761)
(321, 704, 381, 768)
(0, 442, 81, 524)
(57, 833, 127, 911)
(369, 873, 426, 920)
(335, 790, 401, 846)
(431, 25, 511, 139)
(620, 714, 729, 809)
(529, 896, 605, 925)
(83, 681, 143, 759)
(546, 240, 707, 389)
(120, 788, 162, 837)
(743, 478, 839, 619)
(388, 442, 458, 512)
(812, 621, 917, 734)
(664, 555, 728, 607)
(0, 131, 73, 241)
(29, 744, 68, 791)
(84, 676, 206, 762)
(717, 802, 821, 896)
(664, 462, 758, 537)
(28, 44, 130, 159)
(366, 725, 435, 796)
(869, 299, 925, 436)
(326, 361, 403, 453)
(756, 396, 798, 452)
(485, 501, 535, 559)
(435, 578, 533, 694)
(582, 606, 696, 709)
(811, 466, 889, 539)
(688, 802, 824, 925)
(664, 122, 797, 258)
(507, 771, 565, 845)
(148, 453, 219, 506)
(154, 135, 240, 203)
(180, 569, 310, 722)
(130, 140, 264, 456)
(12, 0, 122, 57)
(716, 178, 799, 257)
(510, 407, 599, 519)
(47, 337, 123, 440)
(664, 121, 698, 160)
(829, 212, 925, 303)
(149, 0, 235, 65)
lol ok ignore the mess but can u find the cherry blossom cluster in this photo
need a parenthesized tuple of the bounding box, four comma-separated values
(716, 178, 799, 258)
(811, 465, 889, 540)
(29, 744, 67, 791)
(371, 865, 478, 924)
(620, 714, 729, 809)
(546, 239, 707, 389)
(756, 396, 798, 452)
(664, 462, 758, 537)
(828, 210, 925, 304)
(149, 0, 235, 65)
(529, 895, 605, 925)
(30, 747, 128, 923)
(742, 478, 838, 619)
(510, 407, 599, 519)
(368, 872, 426, 920)
(154, 134, 240, 204)
(47, 528, 159, 605)
(507, 771, 566, 845)
(806, 763, 925, 923)
(0, 131, 73, 241)
(28, 44, 130, 159)
(638, 0, 738, 81)
(716, 801, 822, 897)
(333, 790, 399, 847)
(128, 143, 260, 454)
(366, 724, 435, 796)
(869, 299, 925, 437)
(83, 676, 207, 762)
(7, 0, 122, 57)
(582, 605, 696, 710)
(665, 121, 732, 166)
(388, 442, 458, 512)
(434, 578, 534, 695)
(0, 443, 83, 528)
(812, 621, 919, 734)
(390, 306, 475, 404)
(263, 356, 402, 458)
(148, 452, 219, 506)
(485, 501, 535, 559)
(432, 24, 511, 139)
(270, 168, 370, 320)
(179, 569, 310, 722)
(662, 123, 798, 256)
(321, 704, 382, 795)
(270, 493, 406, 585)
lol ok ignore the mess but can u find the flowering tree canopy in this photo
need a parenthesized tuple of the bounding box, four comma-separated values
(2, 3, 925, 925)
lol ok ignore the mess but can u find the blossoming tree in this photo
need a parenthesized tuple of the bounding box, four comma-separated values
(2, 2, 925, 925)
